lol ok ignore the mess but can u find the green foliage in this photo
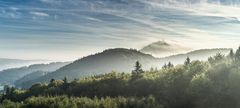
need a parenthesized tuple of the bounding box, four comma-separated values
(2, 50, 240, 108)
(0, 62, 69, 86)
(184, 57, 191, 66)
(228, 49, 235, 60)
(167, 62, 174, 68)
(131, 61, 144, 80)
(132, 61, 143, 74)
(235, 47, 240, 61)
(0, 96, 163, 108)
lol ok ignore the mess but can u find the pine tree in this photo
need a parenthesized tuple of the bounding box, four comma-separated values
(133, 61, 143, 73)
(162, 63, 168, 69)
(184, 57, 191, 66)
(50, 79, 55, 83)
(229, 49, 235, 60)
(49, 79, 56, 87)
(63, 76, 68, 84)
(131, 61, 143, 80)
(5, 86, 10, 96)
(235, 46, 240, 61)
(62, 76, 68, 90)
(167, 62, 174, 68)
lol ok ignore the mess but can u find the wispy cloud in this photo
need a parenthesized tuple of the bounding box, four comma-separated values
(39, 0, 61, 5)
(9, 7, 19, 11)
(29, 11, 49, 17)
(0, 0, 240, 60)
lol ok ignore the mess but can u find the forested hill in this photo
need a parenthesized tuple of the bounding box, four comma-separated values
(140, 41, 190, 57)
(0, 58, 49, 71)
(1, 48, 240, 108)
(21, 48, 159, 88)
(18, 48, 231, 88)
(160, 48, 231, 65)
(0, 62, 69, 85)
(14, 71, 50, 88)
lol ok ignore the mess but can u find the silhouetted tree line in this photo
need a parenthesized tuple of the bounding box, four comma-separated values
(1, 48, 240, 108)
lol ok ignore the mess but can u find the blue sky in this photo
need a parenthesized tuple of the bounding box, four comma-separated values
(0, 0, 240, 61)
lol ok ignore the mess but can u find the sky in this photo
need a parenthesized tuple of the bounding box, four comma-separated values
(0, 0, 240, 61)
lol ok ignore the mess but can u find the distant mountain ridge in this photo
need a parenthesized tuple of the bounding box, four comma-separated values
(160, 48, 231, 65)
(19, 48, 232, 88)
(140, 41, 191, 57)
(0, 62, 70, 85)
(27, 48, 157, 80)
(0, 58, 50, 71)
(15, 71, 49, 88)
(19, 48, 160, 88)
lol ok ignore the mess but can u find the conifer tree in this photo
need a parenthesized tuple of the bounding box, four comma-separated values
(131, 61, 143, 80)
(50, 79, 55, 83)
(133, 61, 143, 73)
(63, 76, 68, 84)
(167, 62, 174, 68)
(162, 63, 168, 69)
(184, 57, 191, 66)
(235, 47, 240, 61)
(61, 76, 68, 90)
(228, 49, 235, 62)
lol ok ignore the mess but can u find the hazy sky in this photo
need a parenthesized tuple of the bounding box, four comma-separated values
(0, 0, 240, 61)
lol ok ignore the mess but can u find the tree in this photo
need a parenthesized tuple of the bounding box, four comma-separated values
(184, 57, 191, 66)
(29, 83, 44, 96)
(49, 79, 64, 87)
(131, 61, 143, 80)
(50, 79, 55, 84)
(208, 53, 225, 65)
(162, 63, 168, 69)
(63, 76, 68, 84)
(62, 76, 69, 90)
(215, 53, 224, 61)
(167, 62, 174, 68)
(5, 86, 10, 96)
(132, 61, 143, 73)
(235, 47, 240, 61)
(229, 49, 235, 60)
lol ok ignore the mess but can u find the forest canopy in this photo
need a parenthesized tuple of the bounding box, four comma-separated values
(1, 48, 240, 108)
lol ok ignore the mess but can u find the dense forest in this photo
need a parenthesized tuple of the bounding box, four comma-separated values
(20, 48, 230, 89)
(1, 47, 240, 108)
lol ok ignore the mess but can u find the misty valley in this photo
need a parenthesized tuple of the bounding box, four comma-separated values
(1, 0, 240, 108)
(0, 45, 239, 108)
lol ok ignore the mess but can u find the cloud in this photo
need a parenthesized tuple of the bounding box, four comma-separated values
(9, 7, 19, 11)
(30, 11, 49, 17)
(1, 0, 240, 60)
(39, 0, 62, 5)
(134, 0, 240, 17)
(40, 0, 55, 3)
(86, 17, 103, 22)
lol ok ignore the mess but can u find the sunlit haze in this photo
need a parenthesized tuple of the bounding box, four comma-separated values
(1, 0, 240, 61)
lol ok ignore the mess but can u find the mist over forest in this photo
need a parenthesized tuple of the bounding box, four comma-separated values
(1, 0, 240, 108)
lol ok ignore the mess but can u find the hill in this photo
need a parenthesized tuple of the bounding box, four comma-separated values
(0, 62, 69, 85)
(20, 48, 232, 88)
(14, 71, 49, 88)
(160, 48, 231, 65)
(21, 48, 159, 87)
(0, 58, 49, 71)
(140, 41, 191, 57)
(2, 49, 240, 108)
